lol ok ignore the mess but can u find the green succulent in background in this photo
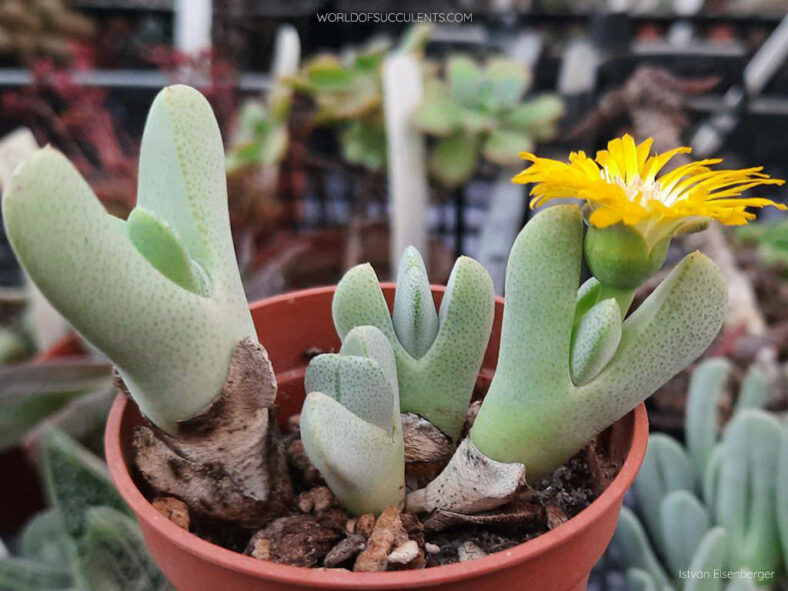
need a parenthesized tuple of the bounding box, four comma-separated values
(0, 429, 169, 590)
(413, 55, 563, 187)
(736, 219, 788, 272)
(0, 358, 114, 454)
(225, 96, 290, 174)
(332, 245, 495, 440)
(291, 24, 431, 172)
(301, 326, 405, 515)
(609, 358, 786, 589)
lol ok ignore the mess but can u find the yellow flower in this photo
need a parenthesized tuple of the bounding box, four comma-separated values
(514, 134, 785, 248)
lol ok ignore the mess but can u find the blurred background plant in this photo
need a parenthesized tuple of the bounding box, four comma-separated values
(0, 429, 169, 590)
(414, 55, 563, 188)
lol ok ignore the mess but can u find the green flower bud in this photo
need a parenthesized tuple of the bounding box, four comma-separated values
(584, 224, 669, 290)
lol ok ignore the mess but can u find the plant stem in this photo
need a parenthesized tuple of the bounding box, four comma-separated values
(597, 283, 636, 318)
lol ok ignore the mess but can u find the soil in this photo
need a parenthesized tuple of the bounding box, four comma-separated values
(148, 376, 623, 572)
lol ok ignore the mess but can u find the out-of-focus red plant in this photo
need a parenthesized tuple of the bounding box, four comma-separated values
(1, 44, 240, 217)
(1, 44, 137, 215)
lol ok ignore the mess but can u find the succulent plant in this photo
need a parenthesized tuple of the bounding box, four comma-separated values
(0, 357, 114, 453)
(331, 246, 495, 440)
(779, 423, 788, 573)
(4, 84, 256, 434)
(292, 25, 431, 172)
(3, 85, 291, 526)
(226, 25, 299, 175)
(413, 55, 563, 187)
(302, 326, 404, 515)
(0, 429, 169, 590)
(736, 219, 788, 273)
(608, 357, 784, 589)
(407, 205, 726, 516)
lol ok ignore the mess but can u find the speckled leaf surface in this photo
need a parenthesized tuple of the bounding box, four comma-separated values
(470, 205, 726, 480)
(333, 252, 494, 439)
(302, 326, 404, 515)
(301, 392, 404, 515)
(3, 86, 256, 432)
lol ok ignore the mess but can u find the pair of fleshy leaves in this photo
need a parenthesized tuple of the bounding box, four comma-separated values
(332, 246, 495, 440)
(3, 85, 256, 433)
(468, 205, 728, 480)
(301, 326, 405, 515)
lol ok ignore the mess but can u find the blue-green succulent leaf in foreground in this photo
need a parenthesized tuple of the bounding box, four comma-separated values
(301, 392, 404, 515)
(302, 326, 404, 515)
(714, 410, 781, 578)
(0, 556, 73, 590)
(570, 297, 621, 385)
(332, 251, 494, 439)
(2, 85, 256, 433)
(393, 246, 439, 359)
(125, 207, 206, 296)
(470, 204, 726, 480)
(304, 354, 396, 433)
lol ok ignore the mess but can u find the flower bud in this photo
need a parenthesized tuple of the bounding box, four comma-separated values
(584, 224, 669, 290)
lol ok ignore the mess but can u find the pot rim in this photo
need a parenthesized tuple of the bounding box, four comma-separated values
(105, 285, 649, 589)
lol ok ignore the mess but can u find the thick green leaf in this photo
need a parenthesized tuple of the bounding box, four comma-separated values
(660, 491, 710, 577)
(392, 246, 439, 359)
(339, 119, 386, 171)
(412, 81, 463, 137)
(447, 56, 483, 108)
(482, 129, 533, 167)
(4, 86, 257, 432)
(502, 96, 564, 132)
(301, 392, 404, 516)
(40, 429, 128, 542)
(429, 134, 478, 187)
(685, 527, 728, 591)
(570, 297, 621, 386)
(483, 58, 530, 110)
(0, 557, 72, 590)
(715, 410, 781, 576)
(686, 358, 730, 478)
(80, 507, 170, 591)
(634, 434, 697, 557)
(126, 207, 205, 295)
(611, 507, 671, 589)
(20, 509, 71, 566)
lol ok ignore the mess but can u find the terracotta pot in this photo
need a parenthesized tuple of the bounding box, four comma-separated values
(105, 285, 648, 591)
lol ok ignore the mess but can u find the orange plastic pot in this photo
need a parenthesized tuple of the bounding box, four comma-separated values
(105, 285, 648, 591)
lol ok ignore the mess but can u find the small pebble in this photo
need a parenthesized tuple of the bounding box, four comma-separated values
(388, 540, 420, 564)
(424, 543, 441, 555)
